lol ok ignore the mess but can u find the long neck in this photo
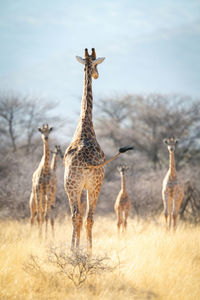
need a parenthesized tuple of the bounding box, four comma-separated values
(169, 151, 176, 178)
(73, 65, 96, 141)
(121, 173, 126, 192)
(42, 140, 50, 174)
(51, 153, 57, 172)
(81, 65, 93, 122)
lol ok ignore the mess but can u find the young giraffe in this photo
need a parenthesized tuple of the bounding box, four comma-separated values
(64, 48, 133, 254)
(114, 165, 131, 237)
(162, 137, 184, 230)
(29, 123, 53, 236)
(45, 145, 63, 235)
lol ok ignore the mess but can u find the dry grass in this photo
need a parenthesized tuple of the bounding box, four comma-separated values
(0, 216, 200, 300)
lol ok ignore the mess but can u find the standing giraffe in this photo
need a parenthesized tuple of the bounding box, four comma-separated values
(64, 48, 133, 254)
(45, 145, 63, 235)
(162, 137, 184, 229)
(114, 165, 131, 237)
(29, 123, 53, 236)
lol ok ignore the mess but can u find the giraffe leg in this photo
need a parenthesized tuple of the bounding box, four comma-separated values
(70, 202, 80, 251)
(124, 207, 129, 233)
(162, 192, 171, 230)
(36, 189, 41, 230)
(45, 189, 53, 239)
(46, 186, 57, 238)
(117, 207, 123, 237)
(85, 205, 94, 256)
(30, 191, 37, 227)
(172, 192, 183, 230)
(37, 190, 45, 238)
(50, 205, 56, 237)
(65, 170, 84, 252)
(50, 189, 57, 237)
(76, 212, 83, 249)
(86, 186, 101, 256)
(67, 189, 83, 252)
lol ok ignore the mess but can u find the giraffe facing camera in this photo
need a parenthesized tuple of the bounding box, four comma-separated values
(115, 165, 131, 237)
(162, 136, 184, 230)
(64, 48, 133, 255)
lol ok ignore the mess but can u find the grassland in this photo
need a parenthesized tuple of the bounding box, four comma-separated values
(0, 215, 200, 300)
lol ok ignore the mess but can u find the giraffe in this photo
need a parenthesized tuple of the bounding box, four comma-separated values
(114, 165, 131, 237)
(162, 137, 184, 230)
(29, 123, 53, 237)
(64, 48, 133, 254)
(45, 145, 63, 235)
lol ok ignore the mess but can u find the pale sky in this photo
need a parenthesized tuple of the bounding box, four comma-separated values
(0, 0, 200, 120)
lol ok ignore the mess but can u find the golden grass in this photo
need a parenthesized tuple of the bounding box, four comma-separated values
(0, 216, 200, 300)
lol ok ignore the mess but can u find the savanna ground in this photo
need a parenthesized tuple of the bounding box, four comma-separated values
(0, 215, 200, 300)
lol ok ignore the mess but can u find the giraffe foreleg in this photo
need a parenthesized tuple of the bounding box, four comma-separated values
(172, 190, 184, 230)
(36, 190, 45, 238)
(30, 191, 37, 227)
(76, 212, 83, 249)
(124, 205, 130, 233)
(50, 188, 57, 236)
(45, 190, 52, 239)
(116, 207, 123, 237)
(162, 191, 172, 230)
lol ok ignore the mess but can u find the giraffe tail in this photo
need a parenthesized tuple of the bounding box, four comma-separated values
(87, 145, 134, 169)
(119, 145, 134, 153)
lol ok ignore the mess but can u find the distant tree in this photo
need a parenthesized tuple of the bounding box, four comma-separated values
(95, 93, 200, 170)
(0, 92, 61, 153)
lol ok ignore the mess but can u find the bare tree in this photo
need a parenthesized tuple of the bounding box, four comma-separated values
(0, 92, 61, 153)
(95, 93, 200, 170)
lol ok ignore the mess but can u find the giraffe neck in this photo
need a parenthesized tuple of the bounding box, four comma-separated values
(51, 153, 58, 172)
(121, 173, 126, 193)
(73, 64, 96, 141)
(169, 151, 176, 179)
(42, 140, 50, 175)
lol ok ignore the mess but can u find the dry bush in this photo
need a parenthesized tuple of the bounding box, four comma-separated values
(48, 247, 115, 287)
(24, 247, 115, 288)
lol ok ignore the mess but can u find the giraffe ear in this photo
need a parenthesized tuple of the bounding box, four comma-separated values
(94, 57, 105, 65)
(49, 127, 53, 132)
(38, 127, 42, 132)
(175, 139, 179, 144)
(76, 56, 85, 65)
(163, 139, 168, 145)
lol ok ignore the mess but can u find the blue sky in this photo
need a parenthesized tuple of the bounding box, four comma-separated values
(0, 0, 200, 120)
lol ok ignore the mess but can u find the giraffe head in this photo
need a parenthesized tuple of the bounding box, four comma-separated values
(51, 145, 64, 159)
(76, 48, 105, 79)
(38, 123, 53, 141)
(164, 136, 179, 152)
(118, 165, 129, 175)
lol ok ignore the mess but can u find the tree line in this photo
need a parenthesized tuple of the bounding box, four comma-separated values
(0, 92, 200, 223)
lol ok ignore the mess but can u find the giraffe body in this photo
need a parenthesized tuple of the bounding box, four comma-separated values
(46, 145, 63, 235)
(162, 137, 184, 229)
(64, 48, 105, 254)
(114, 166, 131, 236)
(29, 124, 53, 236)
(64, 49, 133, 254)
